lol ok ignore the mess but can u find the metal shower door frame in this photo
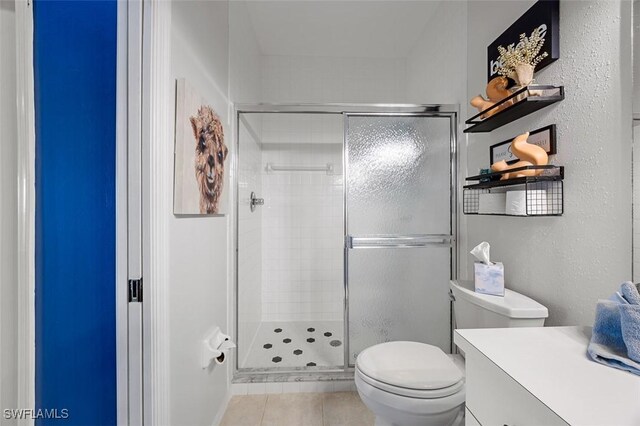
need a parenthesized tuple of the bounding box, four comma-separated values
(233, 103, 458, 379)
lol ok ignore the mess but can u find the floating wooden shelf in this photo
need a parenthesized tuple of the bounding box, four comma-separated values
(464, 85, 564, 133)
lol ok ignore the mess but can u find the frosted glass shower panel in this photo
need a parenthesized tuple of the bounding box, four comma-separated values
(346, 116, 451, 235)
(348, 246, 451, 363)
(345, 114, 454, 365)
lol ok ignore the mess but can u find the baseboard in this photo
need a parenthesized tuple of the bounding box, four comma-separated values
(211, 389, 232, 426)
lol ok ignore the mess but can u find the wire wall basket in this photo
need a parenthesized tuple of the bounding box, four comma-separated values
(463, 165, 564, 217)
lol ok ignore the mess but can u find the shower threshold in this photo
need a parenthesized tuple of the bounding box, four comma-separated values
(232, 370, 354, 384)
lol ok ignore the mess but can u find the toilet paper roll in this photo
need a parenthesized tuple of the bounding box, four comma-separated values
(201, 327, 236, 368)
(214, 341, 236, 365)
(506, 190, 547, 216)
(478, 193, 506, 214)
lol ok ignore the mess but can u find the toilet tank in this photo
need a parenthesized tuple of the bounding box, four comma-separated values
(450, 280, 548, 329)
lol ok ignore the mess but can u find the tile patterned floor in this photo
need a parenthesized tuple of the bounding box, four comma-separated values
(220, 392, 374, 426)
(242, 321, 343, 369)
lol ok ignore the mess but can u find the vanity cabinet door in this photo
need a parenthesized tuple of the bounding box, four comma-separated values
(465, 350, 568, 426)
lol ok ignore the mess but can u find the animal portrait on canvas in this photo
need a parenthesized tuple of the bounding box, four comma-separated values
(191, 106, 228, 214)
(174, 79, 228, 215)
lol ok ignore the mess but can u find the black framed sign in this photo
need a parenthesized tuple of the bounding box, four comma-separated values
(490, 125, 557, 165)
(487, 0, 560, 82)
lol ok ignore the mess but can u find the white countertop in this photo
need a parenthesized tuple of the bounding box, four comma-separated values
(454, 326, 640, 426)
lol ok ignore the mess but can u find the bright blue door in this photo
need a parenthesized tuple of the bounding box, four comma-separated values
(34, 1, 118, 424)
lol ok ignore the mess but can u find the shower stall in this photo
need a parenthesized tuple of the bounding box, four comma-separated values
(234, 104, 457, 378)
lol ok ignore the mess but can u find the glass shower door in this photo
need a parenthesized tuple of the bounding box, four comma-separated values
(345, 114, 454, 365)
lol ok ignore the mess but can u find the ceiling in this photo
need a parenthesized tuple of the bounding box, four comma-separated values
(243, 1, 442, 58)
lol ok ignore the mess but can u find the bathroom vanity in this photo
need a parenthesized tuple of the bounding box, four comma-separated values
(455, 326, 640, 426)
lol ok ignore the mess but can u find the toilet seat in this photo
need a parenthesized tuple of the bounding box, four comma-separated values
(356, 367, 464, 399)
(355, 341, 464, 399)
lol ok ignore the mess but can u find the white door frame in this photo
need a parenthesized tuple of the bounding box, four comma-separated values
(118, 1, 173, 424)
(15, 0, 35, 420)
(117, 0, 139, 424)
(13, 1, 139, 423)
(140, 1, 172, 424)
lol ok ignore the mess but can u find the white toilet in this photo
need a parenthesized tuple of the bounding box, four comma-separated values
(355, 280, 549, 426)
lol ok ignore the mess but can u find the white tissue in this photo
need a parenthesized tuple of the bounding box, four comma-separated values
(470, 241, 492, 265)
(201, 327, 236, 368)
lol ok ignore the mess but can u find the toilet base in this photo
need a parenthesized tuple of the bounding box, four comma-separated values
(373, 409, 464, 426)
(356, 372, 465, 426)
(374, 416, 393, 426)
(361, 394, 464, 426)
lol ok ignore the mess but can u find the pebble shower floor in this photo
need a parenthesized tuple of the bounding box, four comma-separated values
(242, 321, 343, 369)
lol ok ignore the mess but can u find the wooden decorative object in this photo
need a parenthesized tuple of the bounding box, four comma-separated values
(486, 76, 510, 102)
(490, 132, 548, 180)
(470, 76, 513, 119)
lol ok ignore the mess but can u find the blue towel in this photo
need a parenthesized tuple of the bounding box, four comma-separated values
(608, 291, 628, 304)
(587, 283, 640, 375)
(619, 304, 640, 363)
(588, 301, 640, 375)
(621, 281, 640, 304)
(589, 300, 627, 353)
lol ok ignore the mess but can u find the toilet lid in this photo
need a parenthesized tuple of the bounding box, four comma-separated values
(356, 342, 463, 390)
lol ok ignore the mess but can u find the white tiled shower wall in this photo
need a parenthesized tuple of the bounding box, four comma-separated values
(261, 139, 343, 321)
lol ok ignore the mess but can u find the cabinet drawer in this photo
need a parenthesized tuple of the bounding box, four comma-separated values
(465, 349, 568, 426)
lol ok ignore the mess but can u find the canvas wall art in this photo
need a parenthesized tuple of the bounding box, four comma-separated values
(173, 78, 228, 215)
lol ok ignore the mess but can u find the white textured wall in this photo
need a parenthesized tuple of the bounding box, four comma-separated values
(406, 1, 468, 105)
(261, 55, 407, 103)
(170, 1, 231, 424)
(635, 122, 640, 281)
(465, 0, 633, 326)
(230, 1, 262, 105)
(0, 1, 18, 420)
(634, 0, 640, 117)
(633, 1, 640, 281)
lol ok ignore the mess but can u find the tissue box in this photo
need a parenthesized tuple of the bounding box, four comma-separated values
(506, 190, 547, 216)
(474, 261, 505, 296)
(478, 193, 507, 214)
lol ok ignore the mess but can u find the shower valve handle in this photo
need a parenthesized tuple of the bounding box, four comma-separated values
(250, 192, 264, 212)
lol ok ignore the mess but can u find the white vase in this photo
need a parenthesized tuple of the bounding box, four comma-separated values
(515, 63, 535, 87)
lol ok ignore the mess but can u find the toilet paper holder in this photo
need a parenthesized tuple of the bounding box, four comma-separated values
(201, 327, 236, 369)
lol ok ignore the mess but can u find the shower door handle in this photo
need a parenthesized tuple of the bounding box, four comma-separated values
(346, 235, 453, 249)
